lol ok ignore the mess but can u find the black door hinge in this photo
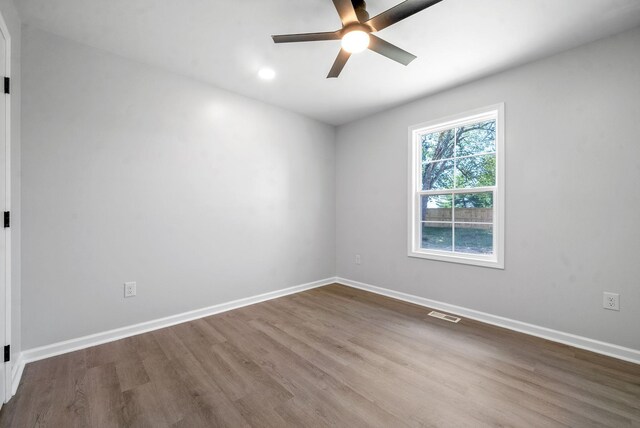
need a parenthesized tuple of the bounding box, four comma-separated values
(3, 211, 8, 228)
(3, 77, 9, 94)
(3, 345, 9, 363)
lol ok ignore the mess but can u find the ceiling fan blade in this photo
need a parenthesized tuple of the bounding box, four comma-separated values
(368, 35, 416, 65)
(366, 0, 443, 32)
(272, 31, 341, 43)
(327, 49, 351, 78)
(332, 0, 359, 25)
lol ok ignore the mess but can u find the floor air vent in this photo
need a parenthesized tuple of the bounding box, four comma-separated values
(428, 311, 461, 323)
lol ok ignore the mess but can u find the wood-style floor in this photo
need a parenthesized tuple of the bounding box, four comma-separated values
(2, 284, 640, 427)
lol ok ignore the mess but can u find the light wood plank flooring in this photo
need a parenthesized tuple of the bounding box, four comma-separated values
(2, 284, 639, 427)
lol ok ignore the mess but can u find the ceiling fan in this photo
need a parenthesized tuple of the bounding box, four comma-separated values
(272, 0, 443, 78)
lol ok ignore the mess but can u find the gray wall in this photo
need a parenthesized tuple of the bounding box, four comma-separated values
(0, 0, 20, 363)
(20, 22, 640, 352)
(336, 27, 640, 350)
(22, 28, 336, 349)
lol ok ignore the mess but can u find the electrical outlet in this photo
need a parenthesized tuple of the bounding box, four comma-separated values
(124, 282, 137, 298)
(603, 292, 619, 311)
(355, 254, 361, 265)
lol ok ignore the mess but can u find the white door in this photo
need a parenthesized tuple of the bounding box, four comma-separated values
(0, 18, 7, 407)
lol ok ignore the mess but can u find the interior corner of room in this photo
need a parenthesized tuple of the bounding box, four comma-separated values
(0, 0, 639, 426)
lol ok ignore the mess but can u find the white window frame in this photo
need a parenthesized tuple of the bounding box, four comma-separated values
(408, 103, 505, 269)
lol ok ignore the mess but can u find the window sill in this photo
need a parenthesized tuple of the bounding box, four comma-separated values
(408, 249, 504, 269)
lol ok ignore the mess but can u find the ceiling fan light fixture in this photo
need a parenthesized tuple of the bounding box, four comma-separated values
(341, 30, 370, 54)
(271, 0, 440, 77)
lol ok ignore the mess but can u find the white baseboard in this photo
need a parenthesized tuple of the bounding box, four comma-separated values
(11, 354, 24, 396)
(10, 275, 639, 400)
(11, 277, 336, 395)
(335, 277, 640, 365)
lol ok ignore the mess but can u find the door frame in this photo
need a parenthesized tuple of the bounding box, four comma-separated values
(0, 9, 11, 403)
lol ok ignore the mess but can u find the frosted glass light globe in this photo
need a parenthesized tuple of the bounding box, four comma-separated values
(341, 30, 370, 53)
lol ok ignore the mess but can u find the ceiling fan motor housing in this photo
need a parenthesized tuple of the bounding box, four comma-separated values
(353, 0, 370, 22)
(341, 22, 373, 37)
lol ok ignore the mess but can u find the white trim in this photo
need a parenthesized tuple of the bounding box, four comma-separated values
(0, 9, 11, 404)
(408, 103, 505, 269)
(418, 186, 496, 196)
(412, 110, 497, 136)
(421, 151, 497, 165)
(10, 352, 21, 396)
(17, 277, 335, 368)
(335, 277, 640, 365)
(10, 276, 640, 396)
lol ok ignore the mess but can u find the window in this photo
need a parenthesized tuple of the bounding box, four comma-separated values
(408, 104, 504, 268)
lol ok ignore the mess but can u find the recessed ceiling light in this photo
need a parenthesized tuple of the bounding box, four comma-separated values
(258, 67, 276, 80)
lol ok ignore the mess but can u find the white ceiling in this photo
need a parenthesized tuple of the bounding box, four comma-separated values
(16, 0, 640, 125)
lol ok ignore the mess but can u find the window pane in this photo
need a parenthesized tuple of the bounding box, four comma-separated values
(454, 224, 493, 254)
(421, 129, 454, 162)
(454, 192, 493, 223)
(422, 160, 454, 190)
(456, 120, 496, 157)
(421, 222, 452, 251)
(421, 194, 452, 221)
(455, 154, 495, 188)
